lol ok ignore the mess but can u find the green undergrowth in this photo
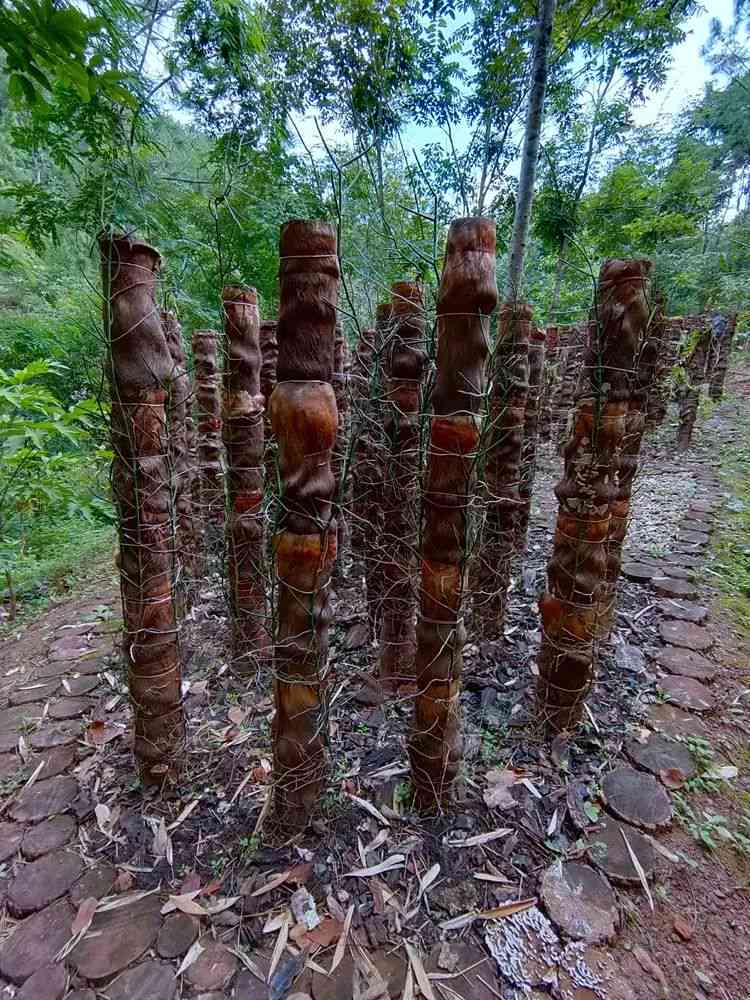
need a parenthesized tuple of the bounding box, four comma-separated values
(713, 400, 750, 640)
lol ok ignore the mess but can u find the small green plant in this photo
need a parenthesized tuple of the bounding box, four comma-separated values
(394, 780, 413, 808)
(239, 834, 260, 860)
(674, 794, 750, 856)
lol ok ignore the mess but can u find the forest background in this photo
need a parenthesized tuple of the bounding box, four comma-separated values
(0, 0, 749, 616)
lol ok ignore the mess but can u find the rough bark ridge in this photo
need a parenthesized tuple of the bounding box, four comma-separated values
(602, 268, 657, 633)
(708, 311, 737, 401)
(222, 285, 268, 675)
(410, 218, 497, 811)
(555, 323, 586, 451)
(644, 302, 669, 431)
(100, 232, 184, 783)
(539, 325, 558, 442)
(472, 301, 532, 639)
(537, 258, 652, 733)
(515, 326, 547, 553)
(379, 283, 427, 687)
(332, 323, 350, 582)
(677, 315, 710, 452)
(270, 220, 340, 832)
(260, 319, 278, 491)
(192, 329, 225, 552)
(163, 309, 197, 595)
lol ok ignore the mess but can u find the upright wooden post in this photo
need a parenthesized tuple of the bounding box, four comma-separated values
(222, 285, 268, 675)
(515, 326, 546, 553)
(192, 329, 225, 555)
(100, 232, 184, 783)
(379, 283, 427, 688)
(332, 323, 350, 582)
(537, 259, 652, 733)
(260, 319, 278, 490)
(538, 325, 558, 442)
(410, 218, 497, 811)
(708, 311, 737, 401)
(677, 315, 710, 452)
(270, 220, 340, 833)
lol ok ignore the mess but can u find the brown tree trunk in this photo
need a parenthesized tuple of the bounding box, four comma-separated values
(332, 323, 350, 584)
(163, 309, 197, 600)
(270, 220, 340, 833)
(260, 319, 278, 491)
(221, 285, 268, 676)
(677, 316, 710, 452)
(99, 232, 184, 784)
(410, 218, 497, 811)
(644, 303, 668, 431)
(708, 311, 737, 401)
(536, 259, 652, 733)
(471, 301, 532, 639)
(192, 330, 225, 556)
(555, 323, 586, 453)
(538, 325, 558, 443)
(515, 326, 546, 554)
(379, 283, 427, 688)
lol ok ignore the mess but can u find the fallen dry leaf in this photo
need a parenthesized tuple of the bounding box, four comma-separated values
(71, 897, 98, 937)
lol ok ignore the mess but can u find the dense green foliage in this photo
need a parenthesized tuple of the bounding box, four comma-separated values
(1, 0, 749, 609)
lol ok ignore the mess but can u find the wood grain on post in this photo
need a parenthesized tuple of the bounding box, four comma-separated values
(260, 319, 278, 491)
(379, 283, 427, 688)
(270, 220, 340, 833)
(472, 300, 532, 638)
(100, 232, 184, 783)
(537, 259, 652, 733)
(410, 217, 497, 811)
(515, 325, 546, 553)
(538, 325, 558, 442)
(192, 329, 225, 554)
(332, 323, 350, 582)
(677, 315, 710, 452)
(222, 285, 268, 675)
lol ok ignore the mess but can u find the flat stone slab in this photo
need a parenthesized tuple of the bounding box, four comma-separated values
(9, 776, 79, 824)
(9, 682, 60, 706)
(69, 656, 110, 675)
(0, 753, 21, 779)
(157, 912, 199, 958)
(70, 892, 162, 980)
(677, 530, 710, 545)
(657, 600, 708, 623)
(625, 734, 697, 781)
(70, 862, 116, 905)
(645, 703, 706, 738)
(651, 577, 698, 600)
(682, 518, 713, 533)
(688, 500, 716, 513)
(0, 822, 25, 863)
(29, 721, 84, 750)
(655, 646, 717, 682)
(107, 960, 177, 1000)
(0, 898, 75, 984)
(540, 862, 618, 943)
(15, 961, 67, 1000)
(48, 698, 95, 721)
(0, 705, 43, 732)
(64, 675, 101, 697)
(663, 554, 704, 569)
(426, 943, 500, 999)
(659, 675, 714, 712)
(29, 745, 77, 781)
(659, 565, 693, 581)
(184, 940, 238, 990)
(658, 620, 713, 651)
(34, 660, 72, 680)
(621, 562, 655, 583)
(585, 816, 656, 885)
(21, 815, 77, 860)
(7, 848, 83, 916)
(601, 766, 672, 831)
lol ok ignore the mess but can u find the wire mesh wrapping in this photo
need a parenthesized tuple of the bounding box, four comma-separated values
(163, 309, 199, 603)
(192, 329, 226, 556)
(350, 310, 389, 642)
(379, 282, 428, 689)
(409, 217, 497, 812)
(221, 284, 270, 677)
(471, 301, 532, 640)
(708, 310, 738, 402)
(676, 314, 711, 452)
(269, 219, 340, 833)
(536, 258, 653, 734)
(332, 323, 351, 584)
(538, 325, 558, 443)
(515, 325, 547, 554)
(554, 322, 587, 451)
(260, 319, 279, 490)
(99, 231, 185, 783)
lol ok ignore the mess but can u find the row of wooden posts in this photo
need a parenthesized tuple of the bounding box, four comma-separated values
(100, 220, 736, 831)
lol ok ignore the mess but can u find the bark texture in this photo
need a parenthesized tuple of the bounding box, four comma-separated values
(260, 319, 279, 491)
(410, 218, 497, 811)
(379, 283, 427, 687)
(192, 329, 225, 553)
(677, 315, 710, 452)
(515, 326, 546, 553)
(270, 220, 339, 832)
(537, 258, 652, 733)
(472, 301, 532, 638)
(222, 285, 268, 675)
(332, 323, 350, 582)
(644, 303, 669, 431)
(555, 323, 586, 451)
(163, 309, 197, 595)
(100, 232, 184, 783)
(538, 325, 558, 442)
(708, 311, 737, 401)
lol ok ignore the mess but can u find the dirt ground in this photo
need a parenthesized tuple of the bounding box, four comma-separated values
(0, 365, 748, 1000)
